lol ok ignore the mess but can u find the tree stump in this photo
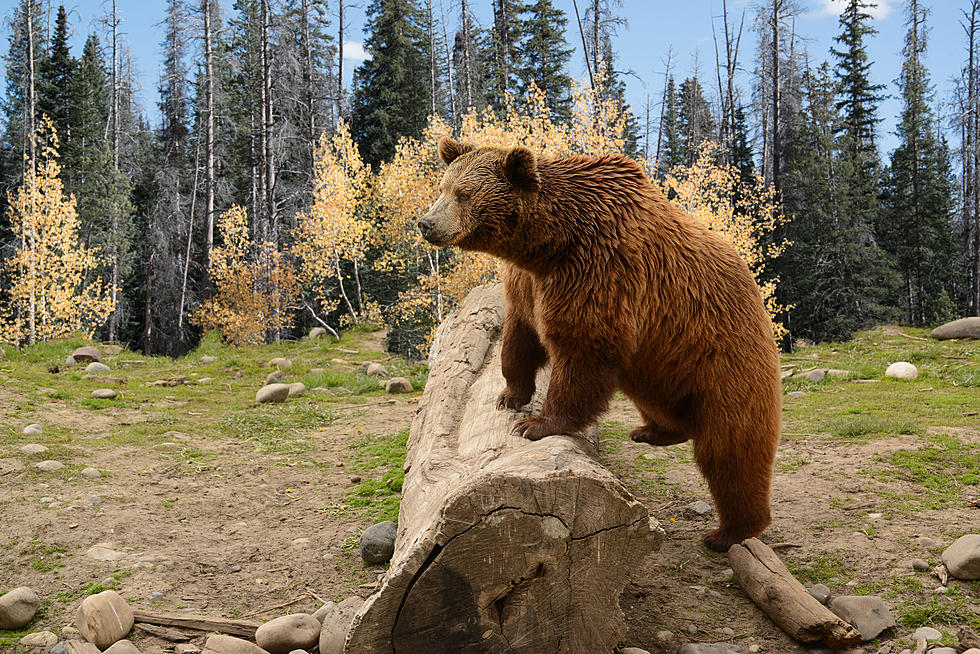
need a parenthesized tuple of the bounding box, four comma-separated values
(345, 284, 662, 654)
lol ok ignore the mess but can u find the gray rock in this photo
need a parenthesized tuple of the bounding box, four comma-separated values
(384, 377, 413, 394)
(685, 500, 713, 516)
(829, 596, 895, 641)
(23, 423, 43, 435)
(256, 383, 290, 404)
(265, 370, 285, 385)
(148, 592, 164, 601)
(962, 649, 980, 654)
(86, 362, 111, 374)
(80, 467, 101, 479)
(103, 640, 141, 654)
(20, 444, 48, 455)
(40, 497, 55, 503)
(309, 327, 327, 339)
(620, 649, 652, 654)
(312, 601, 336, 624)
(72, 346, 102, 363)
(930, 316, 980, 340)
(35, 460, 65, 472)
(933, 586, 948, 594)
(51, 643, 69, 654)
(365, 362, 389, 377)
(915, 536, 938, 549)
(91, 389, 117, 399)
(64, 355, 77, 367)
(805, 369, 826, 382)
(787, 391, 805, 398)
(0, 587, 40, 629)
(318, 597, 363, 654)
(287, 382, 306, 397)
(720, 627, 735, 636)
(201, 355, 218, 363)
(231, 565, 241, 573)
(20, 630, 58, 648)
(360, 521, 397, 564)
(86, 545, 127, 561)
(808, 584, 831, 605)
(204, 634, 269, 654)
(679, 645, 740, 654)
(102, 344, 123, 355)
(911, 627, 941, 642)
(76, 590, 134, 650)
(941, 534, 980, 580)
(687, 624, 698, 634)
(176, 645, 202, 654)
(885, 362, 918, 380)
(911, 558, 930, 571)
(254, 614, 320, 654)
(269, 357, 292, 369)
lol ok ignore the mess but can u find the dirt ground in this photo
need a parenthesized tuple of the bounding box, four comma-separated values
(0, 331, 978, 654)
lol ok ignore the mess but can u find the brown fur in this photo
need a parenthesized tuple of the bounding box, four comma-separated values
(419, 137, 782, 552)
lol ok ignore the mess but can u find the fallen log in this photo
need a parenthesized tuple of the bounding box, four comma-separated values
(345, 284, 662, 654)
(131, 610, 260, 639)
(729, 538, 862, 648)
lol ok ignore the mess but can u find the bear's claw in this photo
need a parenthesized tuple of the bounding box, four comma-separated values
(512, 416, 556, 441)
(496, 389, 531, 410)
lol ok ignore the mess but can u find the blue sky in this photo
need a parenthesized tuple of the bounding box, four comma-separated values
(4, 0, 969, 158)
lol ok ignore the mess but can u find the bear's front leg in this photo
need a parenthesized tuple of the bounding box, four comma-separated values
(512, 352, 617, 440)
(496, 313, 548, 410)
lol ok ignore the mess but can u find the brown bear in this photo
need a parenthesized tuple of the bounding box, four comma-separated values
(418, 137, 782, 552)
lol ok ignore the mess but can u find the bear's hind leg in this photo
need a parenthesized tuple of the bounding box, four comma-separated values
(497, 314, 548, 410)
(693, 424, 776, 552)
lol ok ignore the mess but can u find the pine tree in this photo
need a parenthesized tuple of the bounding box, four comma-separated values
(517, 0, 572, 122)
(453, 0, 487, 114)
(350, 0, 429, 168)
(38, 6, 73, 145)
(66, 34, 109, 227)
(659, 75, 683, 174)
(485, 0, 525, 112)
(678, 76, 715, 165)
(880, 0, 958, 324)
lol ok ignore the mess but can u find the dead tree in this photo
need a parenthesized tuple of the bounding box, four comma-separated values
(344, 284, 662, 653)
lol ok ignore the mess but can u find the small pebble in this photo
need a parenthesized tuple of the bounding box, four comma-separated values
(808, 583, 831, 605)
(720, 627, 735, 636)
(687, 623, 698, 634)
(80, 468, 101, 479)
(912, 558, 930, 571)
(915, 536, 938, 549)
(231, 565, 242, 573)
(911, 627, 941, 642)
(933, 586, 948, 594)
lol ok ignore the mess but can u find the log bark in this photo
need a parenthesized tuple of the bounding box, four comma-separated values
(131, 610, 260, 639)
(345, 284, 661, 654)
(729, 538, 862, 648)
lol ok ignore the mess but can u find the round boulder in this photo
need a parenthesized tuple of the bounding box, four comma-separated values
(72, 346, 102, 363)
(885, 361, 918, 380)
(0, 586, 41, 629)
(22, 423, 42, 435)
(309, 327, 327, 339)
(930, 317, 980, 340)
(103, 640, 141, 654)
(34, 460, 65, 472)
(86, 362, 112, 374)
(318, 597, 364, 654)
(256, 383, 290, 404)
(91, 389, 118, 399)
(384, 377, 413, 394)
(269, 357, 293, 369)
(287, 382, 306, 398)
(365, 362, 389, 378)
(204, 634, 270, 654)
(254, 614, 320, 654)
(20, 631, 58, 648)
(360, 521, 397, 564)
(265, 370, 285, 386)
(941, 534, 980, 580)
(76, 590, 134, 650)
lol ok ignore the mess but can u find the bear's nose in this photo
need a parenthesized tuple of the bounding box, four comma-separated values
(418, 216, 434, 238)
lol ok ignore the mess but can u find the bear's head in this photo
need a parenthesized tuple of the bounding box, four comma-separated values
(418, 137, 540, 255)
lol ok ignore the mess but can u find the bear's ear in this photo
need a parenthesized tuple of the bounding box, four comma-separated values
(438, 137, 473, 165)
(502, 146, 540, 192)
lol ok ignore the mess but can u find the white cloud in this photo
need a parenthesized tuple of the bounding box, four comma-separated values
(343, 41, 369, 62)
(812, 0, 895, 20)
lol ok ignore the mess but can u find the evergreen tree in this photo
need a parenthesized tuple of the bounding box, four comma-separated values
(880, 0, 958, 324)
(678, 76, 715, 165)
(453, 0, 487, 114)
(583, 1, 639, 154)
(38, 5, 73, 144)
(516, 0, 572, 121)
(350, 0, 429, 168)
(485, 0, 525, 112)
(659, 75, 683, 174)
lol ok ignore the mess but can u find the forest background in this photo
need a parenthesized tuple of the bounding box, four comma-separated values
(1, 0, 978, 357)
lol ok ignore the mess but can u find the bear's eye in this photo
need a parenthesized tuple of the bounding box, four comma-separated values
(456, 191, 470, 203)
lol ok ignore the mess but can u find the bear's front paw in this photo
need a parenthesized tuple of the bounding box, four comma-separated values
(496, 388, 532, 410)
(512, 416, 560, 441)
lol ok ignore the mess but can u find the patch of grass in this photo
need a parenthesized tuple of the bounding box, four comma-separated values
(339, 429, 408, 520)
(20, 541, 67, 573)
(821, 415, 923, 442)
(895, 586, 980, 630)
(869, 432, 979, 509)
(785, 551, 851, 586)
(220, 403, 337, 454)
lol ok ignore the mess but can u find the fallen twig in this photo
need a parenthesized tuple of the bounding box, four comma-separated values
(239, 593, 311, 618)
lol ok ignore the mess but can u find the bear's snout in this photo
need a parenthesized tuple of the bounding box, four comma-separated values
(418, 215, 436, 239)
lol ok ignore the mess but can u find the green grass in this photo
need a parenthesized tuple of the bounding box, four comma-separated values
(785, 551, 851, 587)
(339, 429, 409, 521)
(868, 432, 980, 509)
(895, 585, 980, 630)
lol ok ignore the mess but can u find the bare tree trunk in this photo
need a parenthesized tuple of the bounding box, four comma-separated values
(25, 0, 36, 164)
(460, 0, 474, 108)
(300, 0, 317, 168)
(439, 0, 455, 123)
(203, 0, 216, 264)
(260, 0, 276, 243)
(337, 0, 345, 123)
(771, 0, 782, 194)
(654, 50, 672, 174)
(178, 120, 202, 332)
(108, 0, 121, 341)
(571, 0, 595, 92)
(428, 0, 437, 116)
